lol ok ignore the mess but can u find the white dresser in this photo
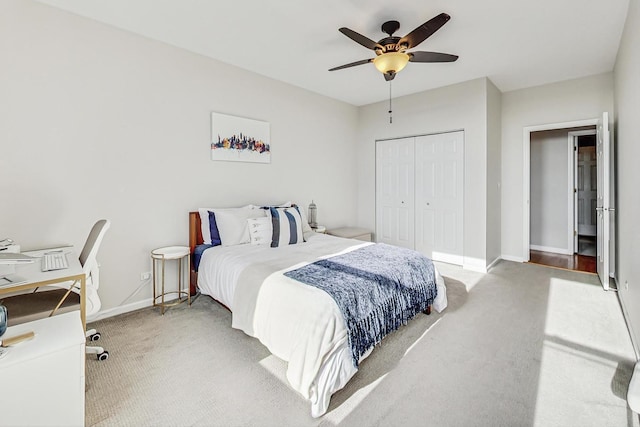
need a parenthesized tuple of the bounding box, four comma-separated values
(327, 227, 373, 242)
(0, 311, 85, 426)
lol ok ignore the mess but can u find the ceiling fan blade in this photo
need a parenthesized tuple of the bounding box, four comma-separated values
(409, 51, 459, 63)
(329, 58, 373, 71)
(384, 72, 396, 81)
(339, 27, 383, 51)
(399, 13, 451, 49)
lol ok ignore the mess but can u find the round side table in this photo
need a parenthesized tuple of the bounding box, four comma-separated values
(151, 246, 191, 314)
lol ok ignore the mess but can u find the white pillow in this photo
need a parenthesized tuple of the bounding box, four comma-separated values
(247, 217, 272, 245)
(198, 206, 265, 246)
(297, 205, 313, 233)
(216, 206, 266, 247)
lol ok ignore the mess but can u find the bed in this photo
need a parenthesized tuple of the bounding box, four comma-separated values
(188, 207, 447, 417)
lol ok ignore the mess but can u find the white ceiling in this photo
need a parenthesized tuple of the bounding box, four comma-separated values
(37, 0, 629, 106)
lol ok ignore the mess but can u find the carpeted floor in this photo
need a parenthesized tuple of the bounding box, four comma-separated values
(85, 260, 639, 427)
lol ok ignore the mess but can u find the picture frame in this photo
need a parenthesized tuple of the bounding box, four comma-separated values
(211, 113, 271, 163)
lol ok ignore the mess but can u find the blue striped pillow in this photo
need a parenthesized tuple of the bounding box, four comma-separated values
(268, 206, 304, 247)
(207, 211, 222, 246)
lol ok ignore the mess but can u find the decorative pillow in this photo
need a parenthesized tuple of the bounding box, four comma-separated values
(247, 217, 272, 245)
(268, 206, 304, 247)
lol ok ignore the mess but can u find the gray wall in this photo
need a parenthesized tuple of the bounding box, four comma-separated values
(357, 78, 489, 271)
(529, 129, 570, 252)
(501, 73, 615, 261)
(613, 0, 640, 357)
(486, 79, 502, 267)
(0, 1, 359, 314)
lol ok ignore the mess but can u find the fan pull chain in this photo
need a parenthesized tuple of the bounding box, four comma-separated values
(388, 81, 393, 124)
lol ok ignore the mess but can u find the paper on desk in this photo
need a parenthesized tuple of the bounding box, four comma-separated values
(0, 253, 34, 264)
(0, 276, 27, 288)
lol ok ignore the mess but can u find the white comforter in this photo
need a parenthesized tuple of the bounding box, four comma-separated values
(198, 232, 447, 417)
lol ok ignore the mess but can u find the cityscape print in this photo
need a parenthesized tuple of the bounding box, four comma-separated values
(211, 112, 271, 163)
(211, 133, 270, 154)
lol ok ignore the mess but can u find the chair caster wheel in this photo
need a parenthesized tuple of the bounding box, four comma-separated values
(97, 351, 109, 361)
(90, 332, 101, 342)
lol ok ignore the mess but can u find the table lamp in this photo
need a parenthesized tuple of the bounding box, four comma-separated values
(308, 200, 318, 229)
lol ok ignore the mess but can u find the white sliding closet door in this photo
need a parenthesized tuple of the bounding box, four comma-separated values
(414, 131, 464, 264)
(375, 137, 415, 249)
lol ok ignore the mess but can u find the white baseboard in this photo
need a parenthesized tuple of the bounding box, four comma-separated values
(433, 254, 464, 266)
(501, 254, 525, 263)
(463, 257, 488, 273)
(617, 286, 640, 360)
(91, 298, 154, 322)
(530, 245, 572, 255)
(486, 256, 501, 272)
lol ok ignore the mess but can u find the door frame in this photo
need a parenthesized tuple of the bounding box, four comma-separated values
(568, 129, 597, 254)
(522, 118, 599, 262)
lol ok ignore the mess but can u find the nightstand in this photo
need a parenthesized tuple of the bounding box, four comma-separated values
(327, 227, 372, 242)
(151, 246, 191, 314)
(313, 225, 327, 234)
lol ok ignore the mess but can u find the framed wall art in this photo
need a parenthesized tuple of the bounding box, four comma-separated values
(211, 112, 271, 163)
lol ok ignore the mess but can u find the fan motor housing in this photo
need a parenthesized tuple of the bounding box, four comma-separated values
(377, 36, 402, 53)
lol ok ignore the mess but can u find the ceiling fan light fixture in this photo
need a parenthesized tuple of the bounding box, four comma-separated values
(373, 52, 410, 75)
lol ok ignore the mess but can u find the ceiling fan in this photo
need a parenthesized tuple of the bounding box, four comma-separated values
(329, 13, 458, 81)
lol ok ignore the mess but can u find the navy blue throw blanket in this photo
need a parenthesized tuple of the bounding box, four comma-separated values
(284, 243, 437, 367)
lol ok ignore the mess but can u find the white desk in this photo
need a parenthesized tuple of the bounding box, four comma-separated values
(0, 311, 85, 426)
(0, 248, 86, 329)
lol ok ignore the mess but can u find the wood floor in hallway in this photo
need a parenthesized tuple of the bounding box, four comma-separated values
(528, 250, 597, 274)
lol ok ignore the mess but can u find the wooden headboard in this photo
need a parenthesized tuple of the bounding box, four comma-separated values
(189, 211, 203, 253)
(189, 211, 203, 295)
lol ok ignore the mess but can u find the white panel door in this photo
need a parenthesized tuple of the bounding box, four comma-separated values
(415, 131, 464, 264)
(375, 138, 415, 249)
(596, 112, 610, 290)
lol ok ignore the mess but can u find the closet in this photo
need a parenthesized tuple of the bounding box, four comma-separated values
(376, 131, 464, 265)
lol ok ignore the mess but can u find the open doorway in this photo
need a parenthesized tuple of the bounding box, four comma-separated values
(527, 125, 597, 274)
(523, 114, 614, 288)
(572, 131, 597, 258)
